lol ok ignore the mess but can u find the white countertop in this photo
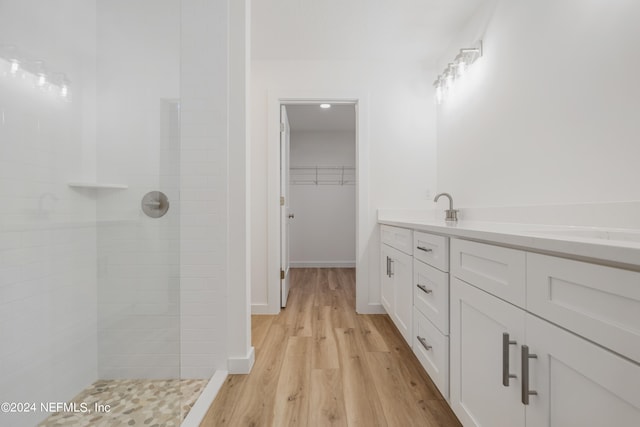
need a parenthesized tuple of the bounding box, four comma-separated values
(378, 214, 640, 269)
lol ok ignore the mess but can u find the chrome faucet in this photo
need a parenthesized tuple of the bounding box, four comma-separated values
(434, 192, 458, 222)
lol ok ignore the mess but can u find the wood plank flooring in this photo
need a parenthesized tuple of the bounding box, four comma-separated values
(200, 268, 461, 427)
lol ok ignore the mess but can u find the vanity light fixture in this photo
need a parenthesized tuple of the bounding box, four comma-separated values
(0, 44, 71, 101)
(433, 41, 483, 105)
(320, 103, 331, 109)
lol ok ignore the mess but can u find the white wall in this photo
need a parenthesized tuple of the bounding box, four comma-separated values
(0, 1, 98, 425)
(251, 59, 437, 311)
(436, 0, 640, 223)
(179, 0, 233, 378)
(179, 0, 252, 377)
(289, 130, 355, 266)
(226, 0, 253, 374)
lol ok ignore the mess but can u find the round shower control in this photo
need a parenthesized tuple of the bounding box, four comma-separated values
(141, 191, 170, 218)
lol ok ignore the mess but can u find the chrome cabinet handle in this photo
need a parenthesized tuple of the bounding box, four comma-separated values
(389, 259, 394, 277)
(417, 336, 432, 351)
(416, 246, 433, 253)
(502, 333, 517, 386)
(386, 256, 390, 277)
(416, 284, 433, 294)
(521, 345, 538, 404)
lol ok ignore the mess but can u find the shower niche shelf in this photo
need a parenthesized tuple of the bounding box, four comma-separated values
(67, 182, 129, 190)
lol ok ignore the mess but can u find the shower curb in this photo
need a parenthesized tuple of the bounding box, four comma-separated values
(181, 370, 228, 427)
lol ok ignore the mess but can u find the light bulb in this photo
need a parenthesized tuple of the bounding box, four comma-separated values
(320, 103, 331, 109)
(57, 74, 71, 99)
(9, 59, 19, 75)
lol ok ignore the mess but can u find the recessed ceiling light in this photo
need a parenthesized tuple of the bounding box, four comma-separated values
(320, 103, 331, 109)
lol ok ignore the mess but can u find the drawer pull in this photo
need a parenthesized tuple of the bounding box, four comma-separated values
(416, 246, 433, 253)
(502, 333, 518, 386)
(521, 345, 538, 405)
(417, 336, 432, 351)
(416, 284, 433, 294)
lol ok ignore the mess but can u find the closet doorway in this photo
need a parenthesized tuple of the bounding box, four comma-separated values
(266, 94, 373, 316)
(280, 103, 356, 307)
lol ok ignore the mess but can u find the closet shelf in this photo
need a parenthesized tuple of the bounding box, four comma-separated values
(67, 182, 129, 190)
(290, 166, 355, 186)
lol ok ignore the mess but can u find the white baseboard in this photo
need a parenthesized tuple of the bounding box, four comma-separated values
(357, 303, 386, 315)
(227, 346, 255, 374)
(251, 303, 280, 315)
(290, 261, 356, 268)
(181, 370, 228, 427)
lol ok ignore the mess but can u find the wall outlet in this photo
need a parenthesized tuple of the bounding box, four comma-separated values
(426, 189, 432, 199)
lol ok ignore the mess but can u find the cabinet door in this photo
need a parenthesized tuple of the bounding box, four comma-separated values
(525, 314, 640, 427)
(380, 243, 394, 315)
(451, 278, 525, 427)
(391, 249, 413, 345)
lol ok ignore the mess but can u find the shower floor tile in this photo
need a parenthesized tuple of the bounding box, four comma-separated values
(38, 378, 207, 427)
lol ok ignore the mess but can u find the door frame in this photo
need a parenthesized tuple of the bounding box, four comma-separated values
(261, 90, 377, 315)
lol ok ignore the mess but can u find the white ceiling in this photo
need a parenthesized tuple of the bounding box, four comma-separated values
(286, 104, 356, 132)
(251, 0, 487, 62)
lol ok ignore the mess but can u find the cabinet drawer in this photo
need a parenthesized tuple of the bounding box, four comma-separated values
(527, 253, 640, 363)
(381, 225, 413, 255)
(414, 259, 449, 334)
(413, 231, 449, 272)
(451, 239, 526, 308)
(413, 308, 449, 399)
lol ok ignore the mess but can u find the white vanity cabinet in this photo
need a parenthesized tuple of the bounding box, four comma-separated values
(379, 218, 640, 426)
(380, 225, 413, 344)
(450, 238, 640, 427)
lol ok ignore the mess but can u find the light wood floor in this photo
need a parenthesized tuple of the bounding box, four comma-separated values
(200, 268, 461, 427)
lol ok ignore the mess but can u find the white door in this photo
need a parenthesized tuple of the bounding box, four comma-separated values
(280, 105, 291, 307)
(525, 314, 640, 427)
(450, 278, 526, 427)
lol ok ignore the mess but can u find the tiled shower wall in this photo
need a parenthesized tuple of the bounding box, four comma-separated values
(179, 0, 230, 378)
(94, 0, 182, 379)
(0, 5, 232, 425)
(95, 0, 232, 379)
(0, 1, 99, 426)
